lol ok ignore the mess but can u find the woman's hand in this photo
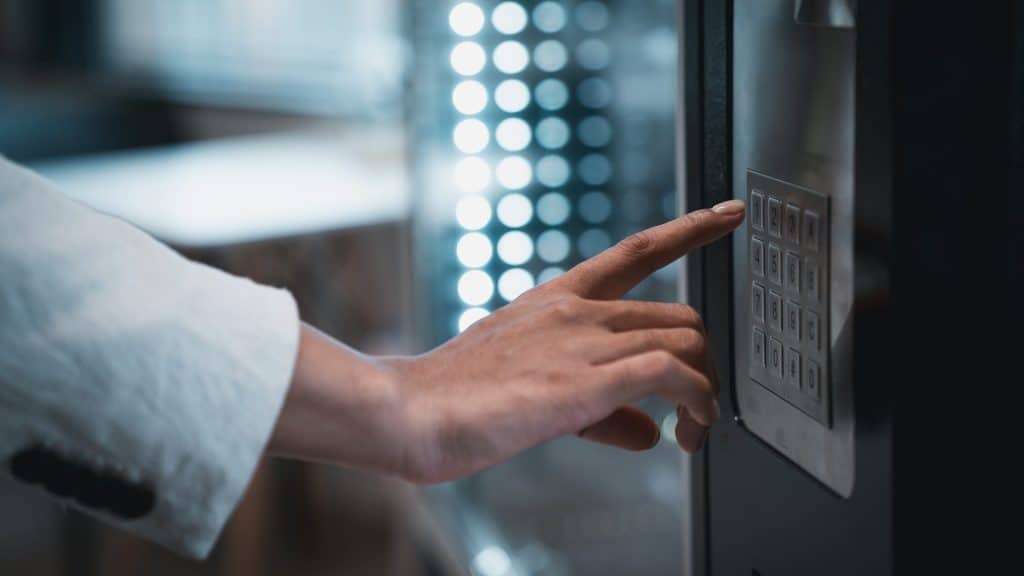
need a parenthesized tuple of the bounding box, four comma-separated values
(269, 200, 745, 484)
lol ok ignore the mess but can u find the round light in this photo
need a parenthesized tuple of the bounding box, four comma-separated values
(579, 190, 612, 223)
(497, 230, 534, 265)
(494, 80, 530, 113)
(576, 38, 610, 70)
(579, 153, 611, 185)
(535, 116, 570, 150)
(492, 2, 527, 34)
(577, 77, 612, 108)
(453, 119, 490, 153)
(537, 266, 565, 284)
(537, 229, 571, 263)
(578, 228, 612, 258)
(452, 80, 488, 115)
(496, 155, 532, 189)
(495, 118, 532, 152)
(535, 78, 569, 111)
(449, 3, 486, 37)
(533, 40, 568, 72)
(456, 232, 493, 268)
(455, 194, 492, 230)
(473, 546, 512, 576)
(451, 41, 486, 76)
(458, 307, 490, 332)
(575, 1, 609, 32)
(454, 156, 491, 193)
(498, 268, 535, 301)
(536, 154, 571, 188)
(496, 193, 533, 228)
(532, 1, 567, 33)
(493, 41, 529, 74)
(537, 192, 571, 225)
(458, 270, 495, 305)
(578, 115, 612, 148)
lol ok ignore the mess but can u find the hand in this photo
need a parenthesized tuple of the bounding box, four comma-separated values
(269, 200, 745, 484)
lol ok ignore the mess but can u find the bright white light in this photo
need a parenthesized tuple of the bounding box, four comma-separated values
(537, 192, 571, 225)
(454, 156, 491, 193)
(456, 232, 493, 268)
(497, 230, 533, 265)
(493, 41, 529, 74)
(535, 78, 569, 111)
(533, 2, 567, 33)
(496, 193, 533, 227)
(575, 1, 609, 32)
(577, 77, 612, 108)
(579, 153, 611, 186)
(455, 195, 492, 230)
(537, 266, 565, 284)
(578, 228, 612, 258)
(473, 546, 512, 576)
(576, 38, 610, 70)
(492, 2, 528, 35)
(498, 268, 535, 301)
(458, 307, 490, 332)
(536, 155, 570, 188)
(496, 156, 532, 189)
(533, 40, 568, 72)
(452, 80, 488, 114)
(537, 229, 571, 263)
(535, 117, 570, 149)
(449, 3, 485, 37)
(451, 41, 486, 76)
(579, 190, 612, 223)
(494, 80, 530, 112)
(453, 119, 490, 154)
(495, 118, 531, 152)
(458, 270, 494, 305)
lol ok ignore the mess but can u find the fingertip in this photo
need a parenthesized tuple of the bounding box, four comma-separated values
(710, 199, 746, 216)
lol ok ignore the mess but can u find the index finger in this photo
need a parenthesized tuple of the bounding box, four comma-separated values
(551, 199, 745, 300)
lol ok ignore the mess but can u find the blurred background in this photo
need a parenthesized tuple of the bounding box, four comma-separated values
(0, 1, 684, 574)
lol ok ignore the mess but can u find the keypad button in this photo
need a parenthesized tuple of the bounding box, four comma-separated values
(752, 328, 766, 368)
(751, 236, 765, 276)
(784, 300, 801, 341)
(768, 291, 783, 332)
(768, 244, 782, 285)
(769, 337, 783, 379)
(785, 203, 801, 243)
(806, 360, 822, 400)
(807, 310, 822, 352)
(784, 251, 801, 293)
(752, 283, 765, 322)
(804, 210, 821, 252)
(750, 190, 765, 231)
(786, 348, 801, 390)
(805, 258, 820, 302)
(768, 197, 782, 237)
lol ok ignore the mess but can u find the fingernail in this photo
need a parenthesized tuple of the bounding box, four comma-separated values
(711, 199, 745, 214)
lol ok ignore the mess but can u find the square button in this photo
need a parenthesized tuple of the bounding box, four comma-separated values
(786, 348, 801, 390)
(807, 310, 822, 353)
(768, 291, 783, 332)
(784, 251, 801, 293)
(767, 197, 782, 237)
(752, 283, 766, 322)
(768, 244, 782, 285)
(806, 360, 822, 400)
(805, 258, 821, 302)
(769, 337, 783, 379)
(750, 190, 765, 231)
(784, 300, 801, 341)
(785, 203, 801, 244)
(751, 236, 765, 276)
(804, 210, 821, 252)
(752, 328, 766, 368)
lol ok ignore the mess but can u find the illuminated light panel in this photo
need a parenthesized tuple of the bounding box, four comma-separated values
(535, 116, 570, 149)
(494, 79, 530, 113)
(578, 228, 612, 258)
(578, 190, 612, 223)
(575, 38, 611, 71)
(455, 194, 492, 230)
(451, 41, 486, 76)
(537, 266, 565, 284)
(454, 156, 491, 193)
(536, 154, 571, 188)
(456, 232, 493, 268)
(496, 230, 534, 265)
(493, 41, 529, 74)
(578, 115, 612, 148)
(495, 118, 532, 151)
(577, 77, 612, 109)
(496, 155, 532, 189)
(533, 40, 568, 72)
(496, 193, 533, 228)
(492, 2, 528, 35)
(575, 1, 610, 32)
(578, 153, 611, 186)
(458, 270, 495, 305)
(537, 229, 571, 263)
(452, 80, 488, 114)
(498, 268, 535, 302)
(473, 546, 512, 576)
(535, 78, 569, 111)
(449, 2, 486, 37)
(458, 307, 490, 332)
(453, 119, 490, 153)
(536, 192, 571, 225)
(532, 1, 567, 33)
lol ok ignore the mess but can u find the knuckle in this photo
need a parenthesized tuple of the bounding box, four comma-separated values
(673, 303, 703, 329)
(618, 230, 656, 257)
(548, 294, 584, 321)
(679, 327, 706, 354)
(649, 350, 681, 377)
(681, 208, 714, 229)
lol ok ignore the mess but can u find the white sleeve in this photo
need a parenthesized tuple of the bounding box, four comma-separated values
(0, 157, 301, 559)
